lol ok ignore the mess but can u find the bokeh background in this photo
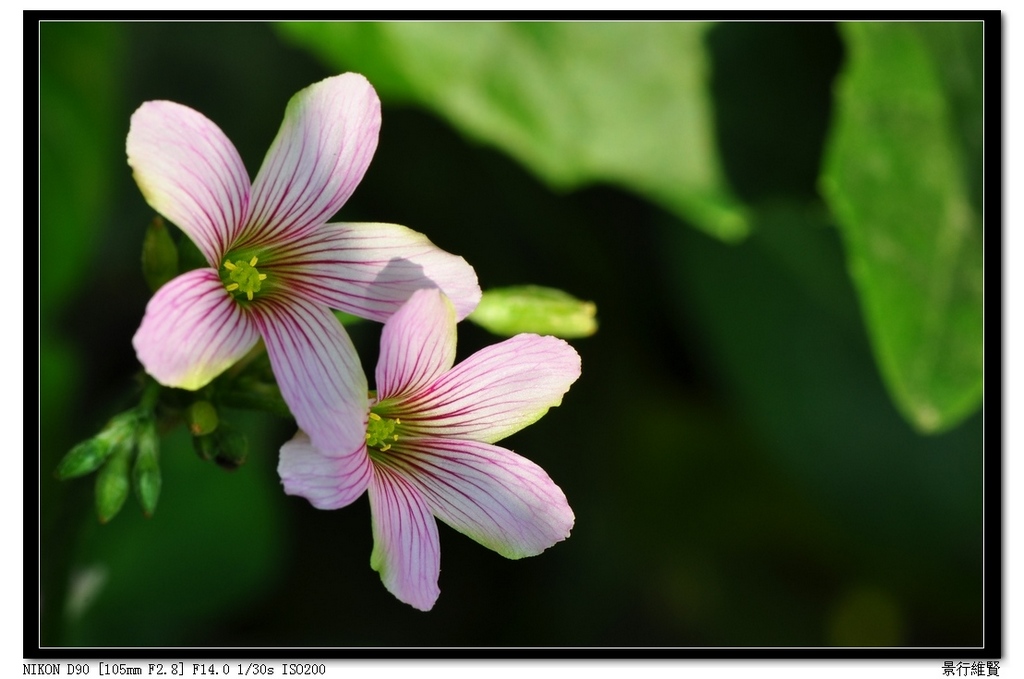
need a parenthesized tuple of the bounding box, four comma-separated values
(38, 21, 986, 648)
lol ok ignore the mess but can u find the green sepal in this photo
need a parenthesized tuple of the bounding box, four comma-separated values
(468, 285, 598, 338)
(141, 215, 179, 292)
(55, 410, 137, 480)
(132, 418, 161, 517)
(94, 439, 133, 524)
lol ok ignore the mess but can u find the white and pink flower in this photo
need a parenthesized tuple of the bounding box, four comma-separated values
(279, 288, 580, 610)
(127, 73, 480, 457)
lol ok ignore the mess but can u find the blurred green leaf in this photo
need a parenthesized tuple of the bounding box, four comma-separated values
(820, 22, 983, 433)
(657, 202, 982, 638)
(40, 22, 124, 314)
(276, 21, 750, 241)
(141, 216, 180, 292)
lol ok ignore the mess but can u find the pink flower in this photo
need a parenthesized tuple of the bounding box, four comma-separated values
(127, 74, 480, 456)
(279, 288, 580, 610)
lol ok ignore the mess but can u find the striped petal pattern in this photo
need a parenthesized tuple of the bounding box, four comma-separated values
(241, 74, 380, 248)
(127, 100, 250, 266)
(252, 294, 368, 457)
(132, 268, 260, 390)
(271, 222, 481, 322)
(386, 333, 582, 444)
(278, 431, 372, 510)
(368, 463, 441, 612)
(376, 288, 457, 399)
(381, 437, 574, 559)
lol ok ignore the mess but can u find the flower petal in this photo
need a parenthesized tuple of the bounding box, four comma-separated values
(278, 430, 371, 509)
(376, 289, 457, 400)
(242, 73, 380, 247)
(132, 268, 259, 390)
(271, 222, 481, 322)
(379, 438, 574, 560)
(368, 463, 440, 611)
(390, 334, 582, 443)
(251, 294, 368, 457)
(127, 100, 250, 266)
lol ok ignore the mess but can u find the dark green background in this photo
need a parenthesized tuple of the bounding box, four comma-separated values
(38, 22, 984, 647)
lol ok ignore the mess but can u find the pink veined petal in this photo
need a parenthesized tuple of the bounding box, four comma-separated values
(251, 294, 368, 457)
(127, 100, 250, 266)
(278, 430, 372, 510)
(379, 438, 574, 560)
(389, 334, 582, 444)
(368, 463, 441, 611)
(269, 222, 481, 322)
(132, 268, 259, 390)
(376, 289, 457, 401)
(241, 73, 380, 248)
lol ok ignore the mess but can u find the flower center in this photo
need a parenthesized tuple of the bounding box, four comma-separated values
(366, 411, 401, 452)
(223, 256, 267, 301)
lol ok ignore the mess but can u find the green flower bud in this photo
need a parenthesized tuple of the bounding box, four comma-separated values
(187, 400, 219, 436)
(56, 410, 138, 480)
(132, 418, 161, 518)
(214, 423, 249, 470)
(192, 422, 249, 469)
(192, 432, 217, 461)
(56, 438, 112, 480)
(468, 285, 598, 338)
(95, 442, 132, 524)
(141, 216, 179, 292)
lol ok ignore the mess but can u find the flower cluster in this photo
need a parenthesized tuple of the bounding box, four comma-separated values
(125, 73, 581, 610)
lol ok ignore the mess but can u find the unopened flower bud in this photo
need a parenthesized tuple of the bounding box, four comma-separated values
(214, 423, 249, 470)
(141, 215, 179, 292)
(192, 422, 249, 469)
(56, 410, 138, 480)
(192, 432, 217, 461)
(187, 400, 219, 436)
(132, 418, 161, 517)
(56, 438, 112, 480)
(468, 285, 598, 338)
(95, 443, 132, 524)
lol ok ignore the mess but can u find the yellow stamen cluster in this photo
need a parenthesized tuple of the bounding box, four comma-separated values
(366, 412, 401, 452)
(223, 256, 267, 301)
